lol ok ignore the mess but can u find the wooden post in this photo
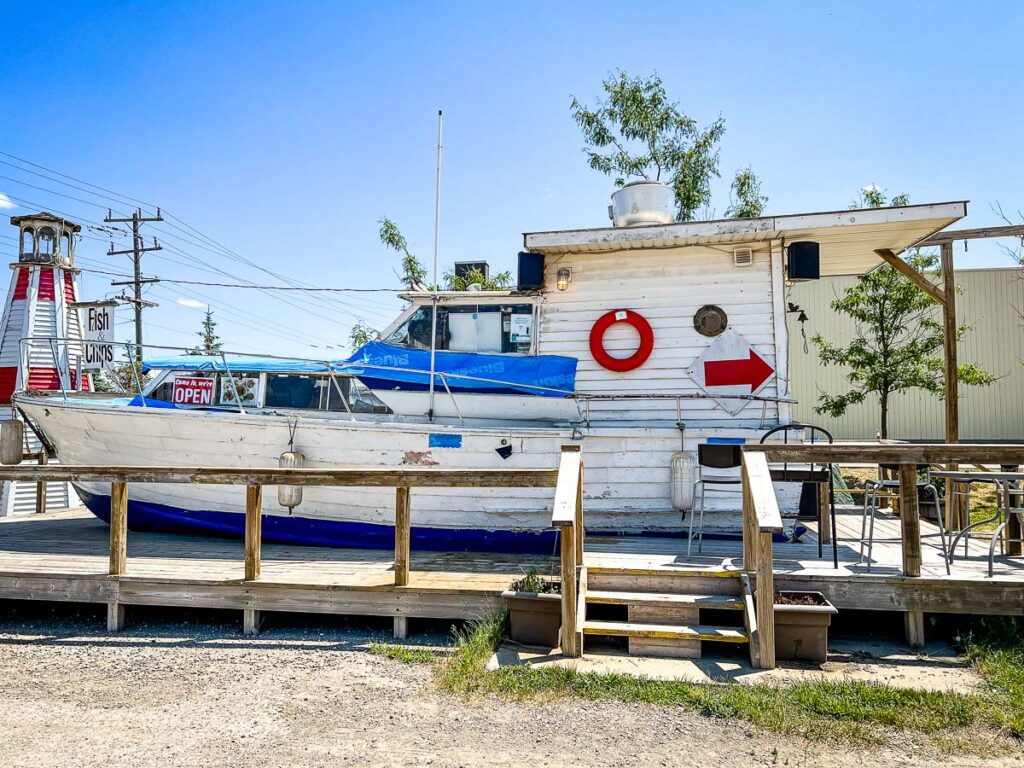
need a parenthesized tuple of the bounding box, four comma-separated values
(817, 481, 831, 544)
(107, 480, 128, 631)
(941, 242, 959, 447)
(395, 486, 411, 587)
(244, 484, 262, 581)
(34, 452, 47, 515)
(755, 531, 775, 669)
(741, 479, 755, 569)
(109, 481, 128, 576)
(559, 522, 578, 657)
(574, 464, 584, 564)
(940, 241, 965, 532)
(243, 483, 263, 635)
(106, 602, 125, 632)
(1008, 480, 1023, 557)
(393, 616, 408, 639)
(898, 464, 923, 577)
(898, 463, 925, 647)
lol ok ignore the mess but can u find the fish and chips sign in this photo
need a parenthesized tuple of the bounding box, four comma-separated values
(77, 301, 118, 371)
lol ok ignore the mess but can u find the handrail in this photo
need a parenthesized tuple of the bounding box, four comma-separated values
(740, 451, 783, 534)
(0, 465, 559, 487)
(550, 445, 584, 657)
(740, 450, 779, 670)
(551, 446, 583, 526)
(745, 443, 1024, 464)
(1, 456, 571, 637)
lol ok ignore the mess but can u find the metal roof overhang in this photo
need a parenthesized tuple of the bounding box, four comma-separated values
(523, 201, 968, 277)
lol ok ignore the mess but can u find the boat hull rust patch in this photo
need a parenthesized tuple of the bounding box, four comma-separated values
(401, 451, 438, 466)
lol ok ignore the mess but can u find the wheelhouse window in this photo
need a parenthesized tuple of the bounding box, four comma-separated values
(385, 304, 535, 354)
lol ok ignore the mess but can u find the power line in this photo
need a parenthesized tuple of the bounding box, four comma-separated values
(111, 276, 402, 292)
(0, 152, 401, 326)
(0, 153, 401, 315)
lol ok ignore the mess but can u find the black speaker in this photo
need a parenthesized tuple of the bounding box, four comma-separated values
(517, 251, 544, 290)
(787, 241, 820, 281)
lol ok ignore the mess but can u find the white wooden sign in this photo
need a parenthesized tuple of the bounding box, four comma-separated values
(686, 329, 775, 415)
(80, 303, 117, 371)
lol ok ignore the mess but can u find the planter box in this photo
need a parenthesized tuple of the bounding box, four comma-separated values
(773, 591, 838, 663)
(502, 590, 561, 648)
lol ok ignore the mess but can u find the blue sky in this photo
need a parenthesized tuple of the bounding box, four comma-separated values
(0, 1, 1021, 357)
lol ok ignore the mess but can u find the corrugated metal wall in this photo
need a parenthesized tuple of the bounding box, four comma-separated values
(788, 267, 1024, 440)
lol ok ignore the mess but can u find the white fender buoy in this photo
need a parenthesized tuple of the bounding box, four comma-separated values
(278, 450, 304, 513)
(0, 419, 24, 466)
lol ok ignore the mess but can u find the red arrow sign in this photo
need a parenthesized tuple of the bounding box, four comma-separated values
(703, 350, 774, 391)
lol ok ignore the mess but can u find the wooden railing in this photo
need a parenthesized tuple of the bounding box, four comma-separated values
(743, 443, 1024, 647)
(740, 451, 783, 669)
(551, 445, 584, 657)
(0, 462, 564, 635)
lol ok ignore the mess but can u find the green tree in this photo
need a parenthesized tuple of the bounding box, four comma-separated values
(725, 166, 768, 218)
(442, 266, 512, 291)
(378, 217, 512, 291)
(851, 185, 910, 210)
(188, 308, 222, 355)
(349, 320, 379, 349)
(813, 191, 995, 438)
(379, 217, 427, 289)
(570, 71, 727, 221)
(100, 361, 150, 394)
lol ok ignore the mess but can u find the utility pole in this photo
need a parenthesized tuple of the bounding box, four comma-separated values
(104, 208, 163, 364)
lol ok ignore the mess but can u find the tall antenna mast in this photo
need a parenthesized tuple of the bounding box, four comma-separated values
(427, 109, 443, 420)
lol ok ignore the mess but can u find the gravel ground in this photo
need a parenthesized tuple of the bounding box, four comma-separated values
(0, 603, 1019, 768)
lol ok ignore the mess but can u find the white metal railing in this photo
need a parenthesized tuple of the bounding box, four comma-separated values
(16, 336, 793, 428)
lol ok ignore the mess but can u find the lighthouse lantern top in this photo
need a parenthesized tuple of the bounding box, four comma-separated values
(9, 211, 80, 267)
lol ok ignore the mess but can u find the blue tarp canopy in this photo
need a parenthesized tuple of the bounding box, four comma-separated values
(142, 356, 347, 374)
(342, 342, 577, 397)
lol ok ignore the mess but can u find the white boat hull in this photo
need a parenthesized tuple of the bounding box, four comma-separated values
(17, 396, 793, 551)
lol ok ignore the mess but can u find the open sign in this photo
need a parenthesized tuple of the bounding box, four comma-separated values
(172, 376, 215, 406)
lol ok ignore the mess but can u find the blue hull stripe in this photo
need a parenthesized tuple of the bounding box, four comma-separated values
(77, 490, 799, 555)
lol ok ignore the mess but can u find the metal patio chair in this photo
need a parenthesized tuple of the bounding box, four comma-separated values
(687, 442, 743, 559)
(860, 464, 950, 575)
(759, 423, 838, 567)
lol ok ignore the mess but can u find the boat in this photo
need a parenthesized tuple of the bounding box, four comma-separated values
(12, 197, 968, 553)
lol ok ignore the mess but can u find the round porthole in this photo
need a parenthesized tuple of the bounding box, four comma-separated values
(694, 305, 728, 337)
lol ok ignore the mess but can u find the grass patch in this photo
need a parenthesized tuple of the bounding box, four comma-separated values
(368, 642, 438, 664)
(436, 612, 1020, 749)
(958, 617, 1024, 736)
(969, 505, 1001, 533)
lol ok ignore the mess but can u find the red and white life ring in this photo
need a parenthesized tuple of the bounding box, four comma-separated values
(589, 309, 654, 372)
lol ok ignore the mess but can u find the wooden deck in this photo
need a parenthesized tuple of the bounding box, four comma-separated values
(0, 504, 1021, 627)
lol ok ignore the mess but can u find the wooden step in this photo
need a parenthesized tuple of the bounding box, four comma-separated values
(587, 565, 741, 579)
(586, 590, 743, 610)
(583, 620, 749, 643)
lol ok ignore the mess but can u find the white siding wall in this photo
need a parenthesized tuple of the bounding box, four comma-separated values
(538, 244, 781, 425)
(789, 267, 1024, 440)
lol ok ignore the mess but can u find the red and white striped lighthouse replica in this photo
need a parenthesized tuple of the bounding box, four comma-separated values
(0, 212, 92, 403)
(0, 213, 90, 515)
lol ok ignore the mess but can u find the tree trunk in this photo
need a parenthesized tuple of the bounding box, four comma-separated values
(880, 391, 889, 440)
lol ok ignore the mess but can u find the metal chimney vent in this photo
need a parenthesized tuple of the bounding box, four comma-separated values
(733, 247, 754, 267)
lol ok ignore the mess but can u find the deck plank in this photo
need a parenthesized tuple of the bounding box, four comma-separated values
(0, 506, 1022, 620)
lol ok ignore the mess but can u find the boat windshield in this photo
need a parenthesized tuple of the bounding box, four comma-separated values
(145, 370, 389, 413)
(385, 303, 535, 355)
